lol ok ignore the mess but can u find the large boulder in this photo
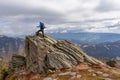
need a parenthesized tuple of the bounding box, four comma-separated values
(25, 33, 104, 73)
(9, 54, 26, 73)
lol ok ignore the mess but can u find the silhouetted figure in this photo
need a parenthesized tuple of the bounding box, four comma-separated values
(36, 22, 45, 37)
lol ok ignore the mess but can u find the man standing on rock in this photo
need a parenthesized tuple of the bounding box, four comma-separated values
(36, 22, 45, 37)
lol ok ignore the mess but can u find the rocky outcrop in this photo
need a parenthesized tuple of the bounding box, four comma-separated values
(9, 54, 26, 73)
(25, 33, 104, 73)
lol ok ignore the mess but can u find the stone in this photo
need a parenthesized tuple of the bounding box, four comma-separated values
(70, 76, 76, 80)
(69, 74, 81, 80)
(103, 73, 109, 77)
(92, 73, 96, 76)
(76, 75, 81, 78)
(9, 54, 26, 73)
(58, 72, 76, 76)
(51, 74, 58, 79)
(25, 33, 105, 73)
(88, 69, 94, 72)
(43, 77, 53, 80)
(96, 71, 103, 75)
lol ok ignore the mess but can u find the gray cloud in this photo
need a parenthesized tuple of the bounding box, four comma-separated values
(0, 0, 120, 36)
(106, 22, 120, 29)
(17, 15, 66, 25)
(84, 18, 120, 23)
(95, 0, 120, 12)
(0, 4, 66, 24)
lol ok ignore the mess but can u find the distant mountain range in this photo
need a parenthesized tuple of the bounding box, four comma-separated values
(79, 41, 120, 60)
(49, 32, 120, 44)
(0, 32, 120, 60)
(0, 35, 24, 57)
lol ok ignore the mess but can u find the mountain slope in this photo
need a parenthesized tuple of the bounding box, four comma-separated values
(80, 40, 120, 60)
(0, 36, 24, 57)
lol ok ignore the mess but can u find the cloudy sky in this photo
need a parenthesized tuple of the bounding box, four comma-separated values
(1, 0, 120, 36)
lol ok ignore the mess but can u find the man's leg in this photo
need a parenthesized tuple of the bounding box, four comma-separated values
(42, 30, 44, 37)
(36, 30, 41, 36)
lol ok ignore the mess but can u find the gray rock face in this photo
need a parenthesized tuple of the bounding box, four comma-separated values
(25, 33, 104, 73)
(9, 54, 26, 73)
